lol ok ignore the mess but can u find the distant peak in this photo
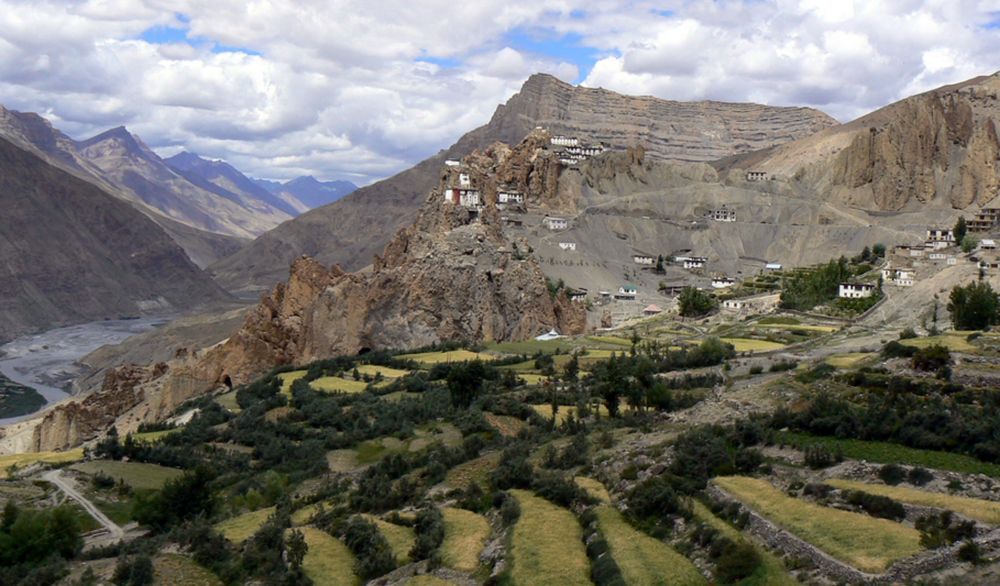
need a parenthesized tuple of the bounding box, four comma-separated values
(80, 125, 141, 148)
(522, 72, 573, 90)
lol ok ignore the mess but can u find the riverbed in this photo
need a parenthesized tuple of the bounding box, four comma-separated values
(0, 318, 165, 425)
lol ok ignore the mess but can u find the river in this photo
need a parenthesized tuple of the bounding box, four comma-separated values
(0, 318, 166, 426)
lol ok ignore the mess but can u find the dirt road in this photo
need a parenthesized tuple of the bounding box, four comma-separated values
(42, 469, 124, 541)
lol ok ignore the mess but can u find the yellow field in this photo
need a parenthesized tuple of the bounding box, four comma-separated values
(714, 476, 922, 573)
(757, 323, 838, 333)
(355, 364, 410, 379)
(132, 428, 182, 443)
(827, 478, 1000, 525)
(690, 500, 797, 586)
(484, 413, 526, 438)
(327, 449, 364, 473)
(403, 577, 453, 586)
(575, 477, 611, 504)
(509, 490, 590, 586)
(363, 514, 415, 564)
(72, 460, 183, 490)
(444, 452, 501, 489)
(531, 404, 612, 424)
(595, 505, 705, 585)
(516, 373, 550, 385)
(152, 553, 222, 586)
(296, 526, 359, 586)
(291, 501, 334, 526)
(899, 333, 977, 353)
(398, 350, 495, 364)
(440, 508, 490, 572)
(720, 338, 787, 353)
(310, 376, 370, 394)
(825, 353, 874, 368)
(0, 448, 84, 477)
(215, 507, 275, 544)
(278, 370, 307, 395)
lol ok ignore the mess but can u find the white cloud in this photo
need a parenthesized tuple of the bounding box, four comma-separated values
(0, 0, 998, 184)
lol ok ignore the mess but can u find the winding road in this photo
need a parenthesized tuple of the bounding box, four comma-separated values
(42, 469, 124, 541)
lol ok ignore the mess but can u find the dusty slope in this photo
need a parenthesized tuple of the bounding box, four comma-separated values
(209, 73, 837, 292)
(0, 136, 230, 342)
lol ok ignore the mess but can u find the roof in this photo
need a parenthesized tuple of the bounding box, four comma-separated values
(642, 304, 663, 313)
(621, 285, 637, 291)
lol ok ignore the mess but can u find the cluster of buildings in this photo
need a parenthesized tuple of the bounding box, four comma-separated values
(968, 207, 1000, 233)
(708, 205, 737, 222)
(838, 282, 877, 299)
(549, 135, 608, 167)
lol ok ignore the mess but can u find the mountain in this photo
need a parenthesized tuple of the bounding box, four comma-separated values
(255, 175, 358, 211)
(77, 128, 292, 240)
(165, 151, 302, 217)
(0, 136, 230, 342)
(0, 107, 246, 267)
(210, 73, 836, 292)
(721, 72, 1000, 212)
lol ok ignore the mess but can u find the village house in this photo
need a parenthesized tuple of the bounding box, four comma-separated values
(711, 276, 736, 289)
(969, 208, 1000, 232)
(710, 206, 737, 222)
(443, 187, 482, 208)
(550, 135, 579, 147)
(947, 257, 958, 265)
(928, 252, 946, 261)
(721, 292, 781, 315)
(981, 239, 997, 250)
(458, 172, 471, 188)
(543, 217, 569, 230)
(497, 190, 524, 206)
(615, 285, 637, 300)
(633, 254, 656, 266)
(926, 228, 956, 243)
(682, 256, 707, 270)
(764, 262, 783, 271)
(559, 242, 577, 251)
(882, 265, 915, 287)
(567, 288, 588, 303)
(746, 170, 768, 181)
(501, 216, 523, 227)
(444, 159, 461, 167)
(642, 304, 663, 316)
(838, 282, 876, 299)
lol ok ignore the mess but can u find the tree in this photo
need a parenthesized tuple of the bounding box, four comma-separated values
(948, 281, 1000, 330)
(446, 360, 488, 407)
(678, 287, 717, 317)
(285, 528, 308, 574)
(873, 243, 886, 258)
(954, 216, 968, 244)
(962, 236, 978, 254)
(655, 255, 665, 274)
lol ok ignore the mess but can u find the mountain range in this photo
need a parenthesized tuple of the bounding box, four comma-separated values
(253, 175, 358, 211)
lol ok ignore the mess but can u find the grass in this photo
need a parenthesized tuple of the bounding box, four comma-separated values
(404, 577, 453, 586)
(756, 323, 838, 333)
(485, 339, 572, 354)
(355, 364, 410, 379)
(398, 349, 495, 364)
(484, 413, 525, 438)
(714, 476, 922, 573)
(295, 526, 359, 586)
(215, 390, 240, 412)
(215, 507, 275, 544)
(291, 501, 332, 526)
(720, 338, 787, 353)
(153, 553, 222, 586)
(690, 500, 797, 586)
(825, 353, 873, 368)
(444, 452, 501, 489)
(899, 333, 978, 353)
(826, 478, 1000, 525)
(575, 477, 611, 504)
(327, 449, 364, 472)
(131, 427, 182, 443)
(586, 335, 635, 347)
(596, 505, 705, 585)
(71, 460, 183, 490)
(778, 431, 1000, 477)
(310, 376, 370, 394)
(278, 370, 307, 395)
(530, 403, 612, 424)
(0, 448, 84, 477)
(509, 490, 590, 586)
(515, 373, 550, 385)
(363, 514, 415, 564)
(440, 507, 490, 572)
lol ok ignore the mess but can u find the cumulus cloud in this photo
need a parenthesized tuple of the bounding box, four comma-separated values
(0, 0, 999, 184)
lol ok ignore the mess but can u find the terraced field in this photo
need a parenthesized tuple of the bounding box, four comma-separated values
(575, 476, 611, 504)
(825, 353, 874, 368)
(827, 478, 1000, 525)
(296, 526, 359, 586)
(132, 427, 182, 443)
(531, 404, 612, 424)
(509, 490, 590, 586)
(363, 514, 415, 564)
(278, 370, 307, 395)
(720, 338, 787, 353)
(71, 460, 183, 490)
(310, 376, 370, 393)
(0, 448, 84, 477)
(355, 364, 410, 379)
(398, 350, 495, 364)
(899, 333, 977, 353)
(595, 505, 705, 585)
(444, 452, 501, 489)
(714, 476, 922, 573)
(690, 500, 796, 586)
(440, 508, 490, 572)
(215, 507, 275, 544)
(152, 554, 222, 586)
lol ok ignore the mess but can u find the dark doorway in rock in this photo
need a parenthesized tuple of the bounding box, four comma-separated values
(222, 375, 233, 390)
(357, 347, 372, 356)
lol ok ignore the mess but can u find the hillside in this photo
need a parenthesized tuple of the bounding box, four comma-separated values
(165, 152, 302, 217)
(724, 72, 1000, 211)
(209, 73, 837, 292)
(0, 136, 230, 342)
(254, 175, 358, 211)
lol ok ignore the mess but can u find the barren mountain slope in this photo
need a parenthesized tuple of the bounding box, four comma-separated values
(0, 136, 230, 342)
(209, 73, 837, 292)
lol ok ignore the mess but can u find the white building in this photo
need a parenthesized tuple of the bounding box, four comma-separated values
(444, 188, 482, 208)
(838, 282, 876, 299)
(633, 255, 655, 266)
(616, 285, 637, 299)
(712, 277, 736, 289)
(683, 257, 707, 270)
(721, 293, 781, 315)
(765, 262, 783, 271)
(550, 136, 579, 147)
(567, 288, 587, 302)
(947, 257, 958, 265)
(926, 228, 956, 243)
(982, 239, 997, 250)
(711, 206, 737, 222)
(929, 252, 946, 260)
(559, 242, 577, 251)
(458, 172, 471, 187)
(444, 159, 461, 167)
(544, 217, 569, 230)
(746, 171, 768, 181)
(497, 190, 524, 205)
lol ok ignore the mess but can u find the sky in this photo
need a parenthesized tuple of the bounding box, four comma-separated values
(1, 1, 999, 185)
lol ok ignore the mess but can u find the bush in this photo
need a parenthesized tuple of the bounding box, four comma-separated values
(343, 516, 397, 579)
(679, 287, 717, 317)
(499, 493, 521, 526)
(844, 490, 906, 521)
(410, 507, 444, 561)
(714, 541, 760, 584)
(113, 554, 154, 586)
(912, 345, 951, 372)
(899, 328, 918, 340)
(879, 464, 906, 486)
(958, 540, 982, 564)
(803, 445, 842, 469)
(907, 467, 934, 486)
(803, 483, 833, 498)
(948, 281, 1000, 330)
(748, 365, 763, 375)
(916, 511, 976, 548)
(882, 340, 917, 359)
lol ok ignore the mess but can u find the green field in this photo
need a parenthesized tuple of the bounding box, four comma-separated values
(596, 505, 705, 585)
(0, 448, 84, 477)
(714, 476, 922, 573)
(586, 335, 635, 347)
(278, 370, 307, 395)
(363, 514, 415, 564)
(296, 526, 359, 586)
(398, 350, 495, 364)
(690, 500, 797, 586)
(827, 478, 1000, 525)
(132, 427, 182, 443)
(440, 507, 490, 572)
(310, 376, 370, 394)
(531, 403, 612, 424)
(215, 507, 275, 543)
(899, 333, 977, 353)
(444, 452, 501, 489)
(509, 490, 590, 586)
(153, 553, 222, 586)
(778, 432, 1000, 477)
(355, 364, 410, 379)
(824, 353, 873, 368)
(720, 338, 787, 353)
(575, 477, 611, 504)
(756, 323, 838, 333)
(485, 339, 573, 354)
(215, 390, 240, 412)
(71, 460, 183, 490)
(327, 449, 364, 473)
(484, 413, 525, 437)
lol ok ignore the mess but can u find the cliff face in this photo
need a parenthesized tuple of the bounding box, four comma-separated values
(752, 72, 1000, 211)
(210, 73, 837, 292)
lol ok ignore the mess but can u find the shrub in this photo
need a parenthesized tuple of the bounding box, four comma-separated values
(899, 328, 918, 340)
(844, 490, 906, 521)
(912, 344, 951, 372)
(113, 554, 154, 586)
(499, 494, 521, 526)
(907, 467, 934, 486)
(410, 507, 445, 561)
(748, 365, 763, 375)
(879, 464, 906, 486)
(714, 541, 761, 584)
(769, 360, 797, 373)
(343, 516, 396, 579)
(679, 287, 718, 317)
(958, 540, 982, 564)
(916, 511, 976, 548)
(803, 483, 834, 498)
(803, 445, 842, 469)
(881, 340, 918, 359)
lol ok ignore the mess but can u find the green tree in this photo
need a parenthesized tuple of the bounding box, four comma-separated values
(678, 287, 717, 317)
(962, 236, 978, 253)
(954, 216, 968, 244)
(655, 255, 665, 274)
(948, 281, 1000, 330)
(873, 243, 886, 258)
(285, 528, 308, 574)
(446, 360, 488, 407)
